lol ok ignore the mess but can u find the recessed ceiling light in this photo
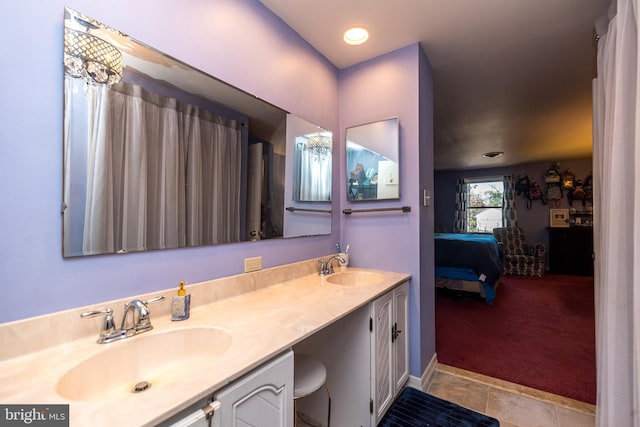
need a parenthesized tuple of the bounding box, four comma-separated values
(482, 151, 504, 158)
(344, 27, 369, 45)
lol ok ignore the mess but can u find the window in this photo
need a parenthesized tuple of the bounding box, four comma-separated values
(466, 179, 504, 233)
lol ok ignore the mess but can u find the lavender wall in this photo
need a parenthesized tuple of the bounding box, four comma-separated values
(434, 157, 593, 247)
(339, 43, 435, 377)
(0, 0, 339, 323)
(418, 50, 436, 371)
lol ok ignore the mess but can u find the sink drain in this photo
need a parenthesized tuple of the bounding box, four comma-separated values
(132, 381, 152, 393)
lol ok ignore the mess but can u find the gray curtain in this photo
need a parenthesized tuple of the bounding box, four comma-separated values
(183, 103, 242, 246)
(453, 178, 467, 233)
(502, 175, 518, 227)
(65, 78, 242, 255)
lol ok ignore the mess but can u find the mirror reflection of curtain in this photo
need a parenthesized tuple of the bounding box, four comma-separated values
(184, 104, 242, 246)
(64, 77, 241, 254)
(294, 141, 331, 201)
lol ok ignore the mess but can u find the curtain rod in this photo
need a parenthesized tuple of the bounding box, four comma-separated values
(342, 206, 411, 215)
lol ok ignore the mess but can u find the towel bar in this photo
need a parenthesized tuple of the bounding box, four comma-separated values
(286, 207, 332, 214)
(342, 206, 411, 215)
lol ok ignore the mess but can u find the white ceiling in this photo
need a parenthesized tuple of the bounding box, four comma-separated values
(259, 0, 611, 170)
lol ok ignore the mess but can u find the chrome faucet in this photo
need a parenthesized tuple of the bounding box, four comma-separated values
(81, 295, 165, 344)
(317, 255, 345, 275)
(121, 299, 151, 333)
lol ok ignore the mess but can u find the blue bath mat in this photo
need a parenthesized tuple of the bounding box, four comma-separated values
(378, 387, 500, 427)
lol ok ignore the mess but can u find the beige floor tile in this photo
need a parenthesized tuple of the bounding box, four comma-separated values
(425, 365, 597, 427)
(426, 371, 490, 413)
(486, 388, 558, 427)
(436, 364, 595, 415)
(555, 406, 595, 427)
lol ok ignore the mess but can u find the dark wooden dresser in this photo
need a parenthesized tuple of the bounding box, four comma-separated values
(547, 227, 594, 276)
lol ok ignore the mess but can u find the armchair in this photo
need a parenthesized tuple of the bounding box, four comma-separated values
(492, 227, 546, 277)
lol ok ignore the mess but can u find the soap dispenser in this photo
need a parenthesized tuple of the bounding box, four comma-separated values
(171, 281, 191, 321)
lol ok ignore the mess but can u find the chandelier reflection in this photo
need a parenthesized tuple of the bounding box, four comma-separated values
(304, 134, 332, 161)
(64, 26, 122, 86)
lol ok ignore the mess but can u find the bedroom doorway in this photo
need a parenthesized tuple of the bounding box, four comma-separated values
(433, 162, 596, 406)
(435, 273, 596, 404)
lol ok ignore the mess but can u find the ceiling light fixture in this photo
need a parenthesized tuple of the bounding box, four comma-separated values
(482, 151, 504, 158)
(64, 16, 122, 86)
(304, 134, 332, 161)
(343, 27, 369, 45)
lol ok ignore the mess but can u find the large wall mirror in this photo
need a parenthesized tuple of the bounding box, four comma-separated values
(346, 117, 400, 201)
(62, 8, 331, 257)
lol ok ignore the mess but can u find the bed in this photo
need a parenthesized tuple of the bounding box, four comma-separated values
(434, 233, 501, 304)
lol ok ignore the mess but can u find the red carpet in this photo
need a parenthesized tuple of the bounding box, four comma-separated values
(435, 274, 596, 404)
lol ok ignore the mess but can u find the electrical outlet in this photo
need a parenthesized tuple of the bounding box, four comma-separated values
(244, 256, 262, 272)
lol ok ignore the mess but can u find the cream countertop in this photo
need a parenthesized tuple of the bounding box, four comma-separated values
(0, 259, 410, 427)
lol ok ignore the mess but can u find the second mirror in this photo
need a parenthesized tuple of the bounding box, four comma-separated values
(346, 117, 400, 200)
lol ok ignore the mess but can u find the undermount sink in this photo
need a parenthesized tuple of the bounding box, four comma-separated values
(326, 271, 385, 286)
(56, 327, 231, 401)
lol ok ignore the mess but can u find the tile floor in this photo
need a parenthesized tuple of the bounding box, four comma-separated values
(298, 363, 596, 426)
(425, 364, 596, 427)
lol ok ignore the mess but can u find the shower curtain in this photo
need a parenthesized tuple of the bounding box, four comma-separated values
(293, 140, 332, 201)
(65, 78, 242, 255)
(593, 1, 640, 425)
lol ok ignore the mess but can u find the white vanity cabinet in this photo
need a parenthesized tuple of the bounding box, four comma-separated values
(292, 280, 410, 426)
(215, 350, 294, 426)
(162, 350, 294, 427)
(370, 280, 409, 425)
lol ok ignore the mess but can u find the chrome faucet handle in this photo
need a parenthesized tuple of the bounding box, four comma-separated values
(317, 259, 328, 275)
(81, 307, 113, 317)
(144, 295, 166, 305)
(81, 308, 126, 344)
(137, 295, 165, 331)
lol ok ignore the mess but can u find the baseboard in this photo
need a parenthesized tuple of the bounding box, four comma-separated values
(407, 353, 438, 391)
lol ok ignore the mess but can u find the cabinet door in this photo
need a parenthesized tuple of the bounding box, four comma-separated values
(548, 228, 594, 275)
(371, 291, 394, 425)
(371, 282, 411, 425)
(215, 350, 294, 427)
(392, 281, 409, 395)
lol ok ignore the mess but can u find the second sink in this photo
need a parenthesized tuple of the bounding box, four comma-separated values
(326, 271, 385, 286)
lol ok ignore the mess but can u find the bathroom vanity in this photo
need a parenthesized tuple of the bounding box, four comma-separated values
(159, 350, 295, 426)
(0, 258, 410, 426)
